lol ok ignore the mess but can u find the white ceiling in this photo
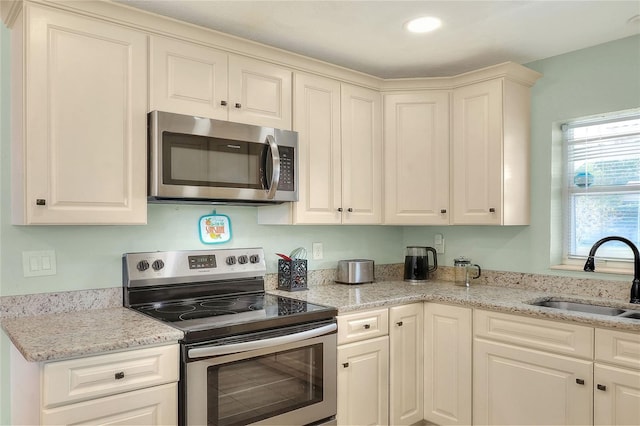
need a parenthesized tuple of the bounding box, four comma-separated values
(116, 0, 640, 78)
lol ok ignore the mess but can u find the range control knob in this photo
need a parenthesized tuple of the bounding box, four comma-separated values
(226, 256, 237, 265)
(152, 259, 165, 271)
(136, 260, 150, 272)
(238, 255, 249, 264)
(249, 254, 260, 264)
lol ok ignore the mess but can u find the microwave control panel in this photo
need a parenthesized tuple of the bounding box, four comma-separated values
(278, 146, 295, 191)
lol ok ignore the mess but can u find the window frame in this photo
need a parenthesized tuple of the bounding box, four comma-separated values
(557, 108, 640, 275)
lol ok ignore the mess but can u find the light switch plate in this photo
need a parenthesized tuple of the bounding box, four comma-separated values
(23, 250, 57, 277)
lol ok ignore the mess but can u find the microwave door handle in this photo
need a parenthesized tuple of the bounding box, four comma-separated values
(265, 135, 280, 199)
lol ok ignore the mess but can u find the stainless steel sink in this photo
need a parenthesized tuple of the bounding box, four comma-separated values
(531, 300, 625, 316)
(529, 298, 640, 319)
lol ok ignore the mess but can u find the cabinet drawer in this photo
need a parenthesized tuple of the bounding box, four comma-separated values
(43, 344, 179, 408)
(474, 310, 593, 359)
(596, 328, 640, 370)
(338, 308, 389, 345)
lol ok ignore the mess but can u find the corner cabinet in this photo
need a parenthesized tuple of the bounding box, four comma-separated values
(258, 77, 382, 225)
(451, 77, 533, 225)
(423, 303, 472, 426)
(10, 3, 148, 225)
(383, 91, 450, 225)
(10, 344, 179, 425)
(150, 35, 292, 130)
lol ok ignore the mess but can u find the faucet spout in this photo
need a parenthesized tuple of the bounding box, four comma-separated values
(583, 236, 640, 304)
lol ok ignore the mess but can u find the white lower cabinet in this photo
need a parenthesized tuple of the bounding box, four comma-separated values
(11, 343, 179, 425)
(473, 338, 593, 425)
(390, 304, 424, 425)
(423, 303, 472, 426)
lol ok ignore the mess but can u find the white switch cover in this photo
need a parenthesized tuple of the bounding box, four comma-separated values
(434, 234, 445, 254)
(23, 250, 57, 277)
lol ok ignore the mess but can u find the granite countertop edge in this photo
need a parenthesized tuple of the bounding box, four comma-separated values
(269, 280, 640, 333)
(1, 307, 184, 363)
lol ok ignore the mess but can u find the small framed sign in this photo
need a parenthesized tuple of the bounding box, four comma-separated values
(199, 211, 232, 244)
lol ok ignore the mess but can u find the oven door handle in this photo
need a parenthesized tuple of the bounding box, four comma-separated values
(188, 323, 337, 359)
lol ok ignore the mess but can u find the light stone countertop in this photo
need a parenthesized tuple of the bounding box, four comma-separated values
(1, 307, 184, 362)
(268, 280, 640, 333)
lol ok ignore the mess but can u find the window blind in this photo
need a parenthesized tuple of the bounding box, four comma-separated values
(563, 110, 640, 260)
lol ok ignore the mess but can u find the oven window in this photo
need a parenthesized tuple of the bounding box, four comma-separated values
(162, 132, 268, 189)
(207, 344, 324, 426)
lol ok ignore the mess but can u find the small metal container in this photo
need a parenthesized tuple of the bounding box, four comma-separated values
(336, 259, 374, 284)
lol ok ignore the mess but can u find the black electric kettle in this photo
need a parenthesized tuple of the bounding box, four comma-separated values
(403, 246, 438, 282)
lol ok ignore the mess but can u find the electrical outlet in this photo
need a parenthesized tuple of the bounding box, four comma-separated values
(312, 242, 323, 260)
(434, 234, 445, 254)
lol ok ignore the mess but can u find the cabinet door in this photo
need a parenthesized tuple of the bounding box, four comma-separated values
(384, 91, 450, 225)
(228, 55, 292, 129)
(19, 5, 147, 224)
(150, 36, 228, 119)
(424, 303, 472, 426)
(594, 363, 640, 425)
(390, 304, 423, 426)
(473, 338, 593, 425)
(451, 79, 503, 225)
(292, 72, 342, 224)
(41, 383, 177, 425)
(340, 84, 382, 224)
(337, 336, 389, 426)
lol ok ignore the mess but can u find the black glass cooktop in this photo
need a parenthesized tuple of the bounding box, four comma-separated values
(133, 292, 336, 342)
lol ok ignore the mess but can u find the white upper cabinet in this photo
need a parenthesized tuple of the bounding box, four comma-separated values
(258, 78, 382, 225)
(150, 36, 228, 120)
(340, 83, 383, 224)
(383, 91, 450, 225)
(451, 77, 532, 225)
(290, 72, 342, 224)
(150, 36, 292, 129)
(11, 4, 148, 225)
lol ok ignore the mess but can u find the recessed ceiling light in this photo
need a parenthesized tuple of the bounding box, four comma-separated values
(405, 16, 442, 33)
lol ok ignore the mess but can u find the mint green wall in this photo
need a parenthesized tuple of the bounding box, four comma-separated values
(403, 35, 640, 280)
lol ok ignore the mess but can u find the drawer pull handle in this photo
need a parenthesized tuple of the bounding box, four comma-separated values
(115, 371, 125, 380)
(235, 103, 242, 108)
(363, 324, 371, 329)
(597, 384, 607, 391)
(440, 209, 447, 214)
(489, 208, 496, 213)
(342, 362, 349, 368)
(396, 321, 404, 326)
(576, 378, 585, 385)
(36, 199, 46, 206)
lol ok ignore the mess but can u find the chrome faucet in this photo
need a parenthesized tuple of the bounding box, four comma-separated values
(583, 236, 640, 304)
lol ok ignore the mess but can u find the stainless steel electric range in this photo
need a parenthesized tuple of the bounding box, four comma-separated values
(123, 248, 337, 426)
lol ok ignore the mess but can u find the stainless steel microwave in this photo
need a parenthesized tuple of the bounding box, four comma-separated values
(148, 111, 298, 204)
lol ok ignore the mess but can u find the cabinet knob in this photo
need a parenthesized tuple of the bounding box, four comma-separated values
(235, 103, 242, 108)
(220, 100, 228, 106)
(597, 384, 607, 391)
(337, 208, 343, 212)
(363, 324, 371, 329)
(440, 209, 447, 214)
(347, 208, 353, 212)
(36, 199, 46, 206)
(342, 362, 349, 368)
(396, 321, 403, 327)
(489, 208, 496, 213)
(115, 371, 125, 380)
(576, 378, 585, 385)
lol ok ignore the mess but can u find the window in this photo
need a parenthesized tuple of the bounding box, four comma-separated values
(563, 109, 640, 265)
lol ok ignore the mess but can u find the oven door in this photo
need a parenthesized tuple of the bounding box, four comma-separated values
(185, 322, 337, 426)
